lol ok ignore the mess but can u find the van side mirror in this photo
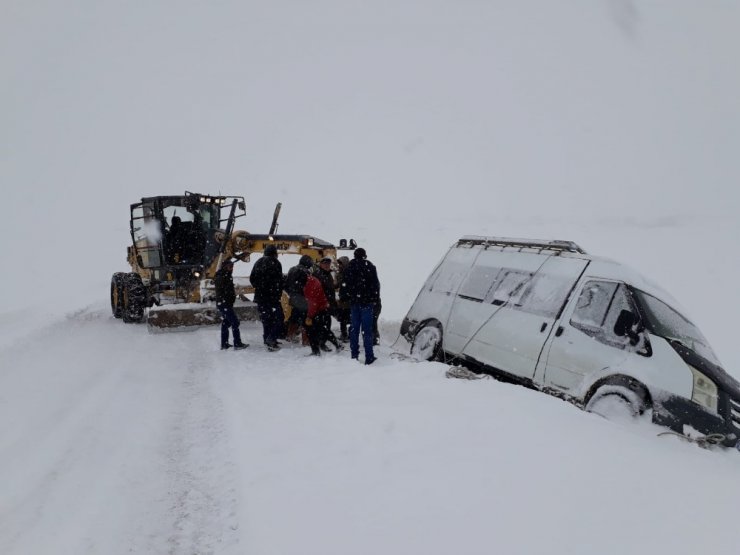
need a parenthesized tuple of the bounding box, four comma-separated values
(614, 309, 641, 345)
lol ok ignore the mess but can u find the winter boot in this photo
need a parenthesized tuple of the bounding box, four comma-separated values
(285, 322, 300, 343)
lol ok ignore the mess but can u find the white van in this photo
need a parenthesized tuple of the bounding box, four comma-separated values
(401, 236, 740, 447)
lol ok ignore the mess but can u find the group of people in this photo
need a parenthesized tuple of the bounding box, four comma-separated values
(214, 246, 381, 365)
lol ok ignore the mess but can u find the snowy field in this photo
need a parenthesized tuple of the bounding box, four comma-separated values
(2, 1, 740, 554)
(2, 303, 740, 555)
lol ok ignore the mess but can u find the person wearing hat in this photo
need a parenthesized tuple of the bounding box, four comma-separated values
(214, 258, 248, 350)
(249, 244, 285, 351)
(343, 247, 381, 364)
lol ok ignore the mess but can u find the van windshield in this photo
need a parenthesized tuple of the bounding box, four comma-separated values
(633, 289, 720, 366)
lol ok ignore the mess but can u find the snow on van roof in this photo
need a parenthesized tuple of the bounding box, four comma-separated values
(458, 235, 586, 254)
(456, 235, 691, 320)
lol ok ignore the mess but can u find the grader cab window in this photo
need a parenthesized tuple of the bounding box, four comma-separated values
(161, 200, 208, 265)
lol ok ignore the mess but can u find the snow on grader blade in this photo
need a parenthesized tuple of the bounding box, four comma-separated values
(147, 301, 260, 332)
(111, 192, 349, 332)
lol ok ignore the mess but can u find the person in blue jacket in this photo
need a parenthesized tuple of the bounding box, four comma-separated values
(343, 247, 380, 364)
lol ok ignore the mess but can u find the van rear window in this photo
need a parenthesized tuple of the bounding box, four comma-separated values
(458, 266, 501, 301)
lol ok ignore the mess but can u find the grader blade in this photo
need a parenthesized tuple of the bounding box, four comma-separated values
(147, 301, 261, 332)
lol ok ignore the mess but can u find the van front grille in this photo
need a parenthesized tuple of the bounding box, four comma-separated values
(729, 397, 740, 431)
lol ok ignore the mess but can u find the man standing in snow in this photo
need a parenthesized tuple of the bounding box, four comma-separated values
(335, 256, 351, 342)
(343, 247, 380, 364)
(283, 255, 313, 343)
(313, 256, 343, 351)
(304, 272, 331, 356)
(215, 259, 248, 351)
(249, 244, 285, 351)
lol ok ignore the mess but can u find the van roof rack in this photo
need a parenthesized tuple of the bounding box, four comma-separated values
(458, 236, 587, 254)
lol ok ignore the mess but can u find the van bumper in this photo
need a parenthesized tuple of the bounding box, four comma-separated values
(653, 393, 740, 448)
(400, 317, 417, 341)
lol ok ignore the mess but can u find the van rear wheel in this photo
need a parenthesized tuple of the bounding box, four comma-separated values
(411, 322, 443, 361)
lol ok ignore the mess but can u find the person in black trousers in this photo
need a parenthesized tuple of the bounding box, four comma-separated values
(313, 256, 343, 352)
(335, 256, 351, 342)
(249, 244, 285, 351)
(284, 255, 313, 342)
(215, 259, 248, 350)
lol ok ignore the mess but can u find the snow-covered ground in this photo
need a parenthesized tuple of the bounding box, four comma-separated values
(2, 2, 740, 554)
(2, 304, 740, 555)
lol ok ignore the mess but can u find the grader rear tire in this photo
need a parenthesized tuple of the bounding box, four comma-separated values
(122, 273, 147, 323)
(110, 273, 126, 319)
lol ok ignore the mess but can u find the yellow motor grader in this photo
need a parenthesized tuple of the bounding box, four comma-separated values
(110, 191, 343, 330)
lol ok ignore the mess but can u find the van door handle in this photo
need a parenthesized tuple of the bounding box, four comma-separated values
(555, 326, 564, 337)
(540, 322, 547, 333)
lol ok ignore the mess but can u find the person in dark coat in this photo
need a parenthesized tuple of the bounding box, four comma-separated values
(313, 256, 343, 352)
(335, 256, 351, 342)
(304, 273, 343, 355)
(166, 216, 185, 263)
(343, 247, 380, 364)
(283, 255, 313, 342)
(214, 259, 248, 350)
(373, 298, 382, 345)
(249, 244, 285, 351)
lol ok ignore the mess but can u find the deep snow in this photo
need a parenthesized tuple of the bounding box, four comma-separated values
(2, 1, 740, 554)
(2, 306, 740, 555)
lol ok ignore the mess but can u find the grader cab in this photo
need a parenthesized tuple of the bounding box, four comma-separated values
(110, 191, 339, 330)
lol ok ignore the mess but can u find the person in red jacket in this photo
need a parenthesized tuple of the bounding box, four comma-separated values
(304, 273, 343, 356)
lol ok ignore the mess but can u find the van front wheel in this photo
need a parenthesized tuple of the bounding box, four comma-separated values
(411, 322, 443, 362)
(585, 384, 648, 422)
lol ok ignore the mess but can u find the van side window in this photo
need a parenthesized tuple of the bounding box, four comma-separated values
(601, 284, 637, 348)
(489, 270, 533, 306)
(571, 281, 617, 330)
(571, 281, 637, 349)
(518, 272, 576, 318)
(458, 266, 501, 301)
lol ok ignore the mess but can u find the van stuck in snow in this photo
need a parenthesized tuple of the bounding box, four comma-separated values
(401, 236, 740, 449)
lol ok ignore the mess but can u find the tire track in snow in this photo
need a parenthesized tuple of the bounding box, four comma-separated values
(164, 337, 241, 555)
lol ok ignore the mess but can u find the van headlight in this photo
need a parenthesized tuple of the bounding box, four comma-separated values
(689, 365, 718, 414)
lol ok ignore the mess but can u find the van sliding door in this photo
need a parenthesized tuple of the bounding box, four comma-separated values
(446, 248, 527, 354)
(459, 254, 587, 380)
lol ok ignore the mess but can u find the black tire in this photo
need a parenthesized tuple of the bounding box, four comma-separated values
(110, 272, 126, 319)
(585, 381, 649, 421)
(411, 321, 443, 361)
(122, 273, 147, 323)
